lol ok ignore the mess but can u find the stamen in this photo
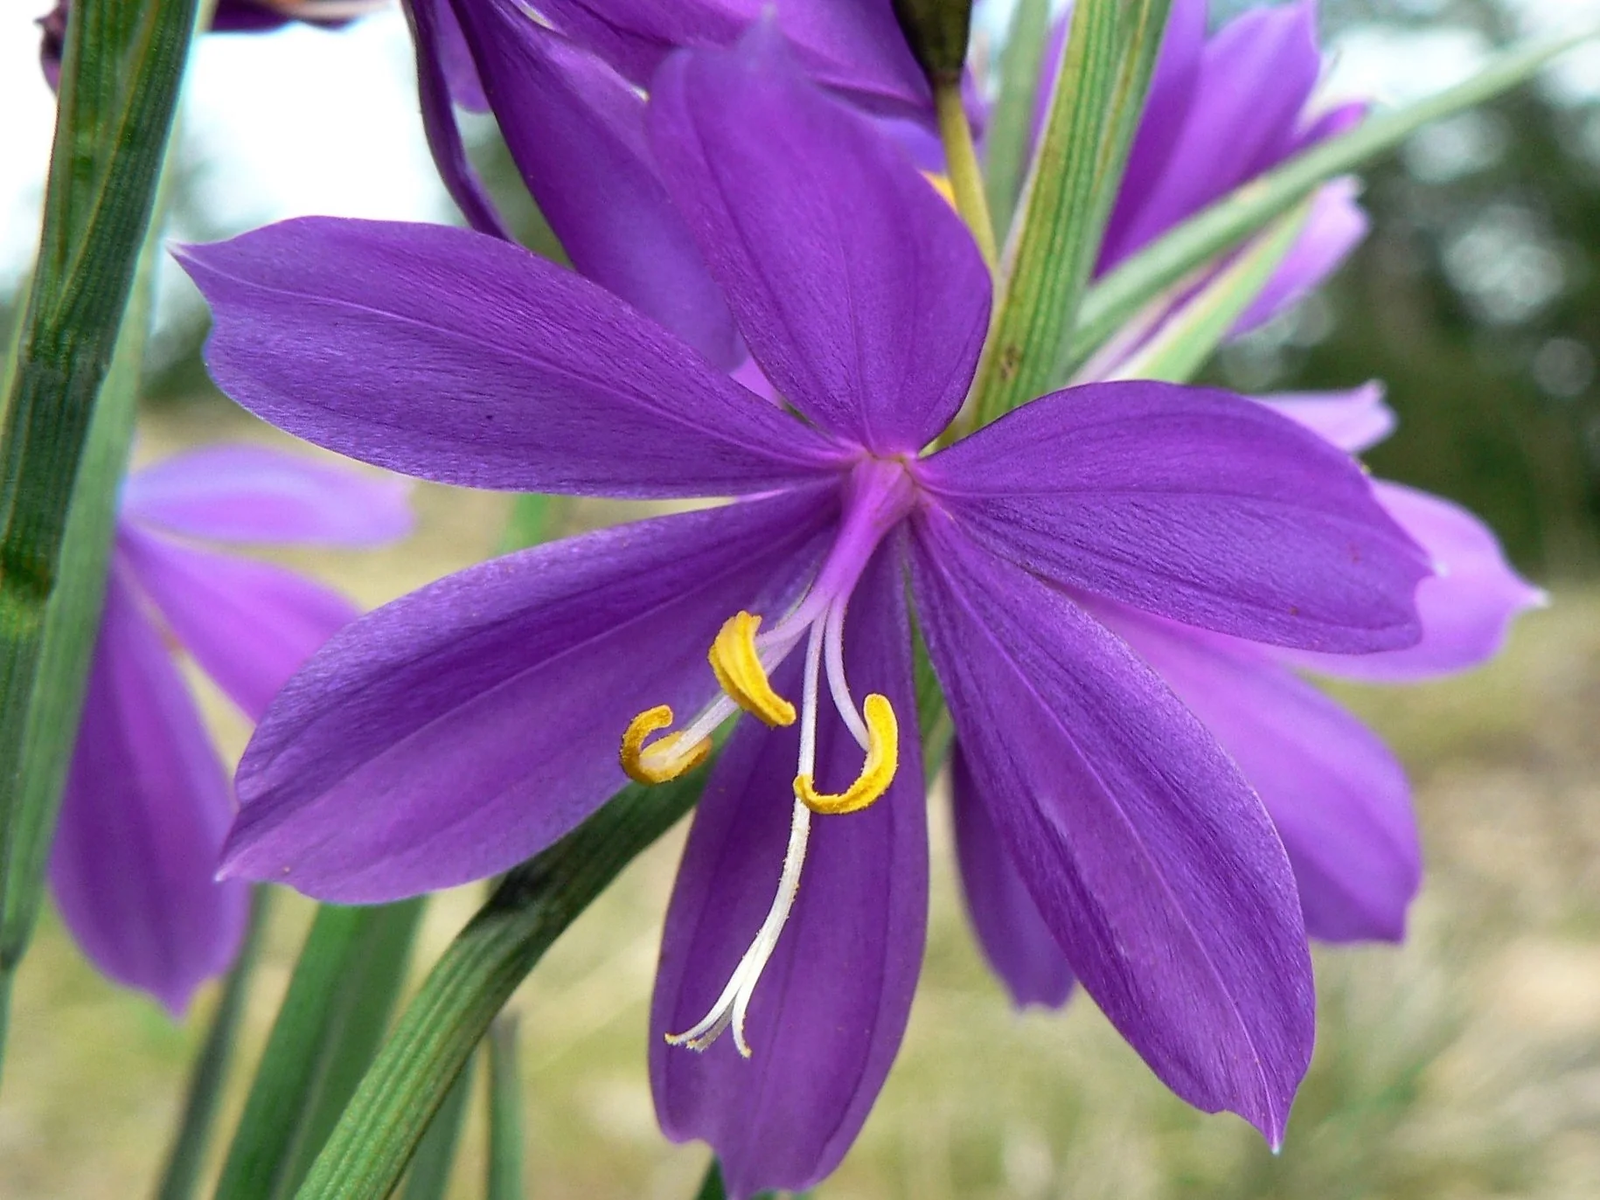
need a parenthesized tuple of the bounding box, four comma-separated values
(665, 799, 813, 1057)
(709, 612, 796, 727)
(823, 599, 870, 751)
(794, 694, 899, 815)
(621, 705, 710, 784)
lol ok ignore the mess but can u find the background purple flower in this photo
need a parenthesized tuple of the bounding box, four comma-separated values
(48, 445, 410, 1014)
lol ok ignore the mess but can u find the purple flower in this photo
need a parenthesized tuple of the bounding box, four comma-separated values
(180, 29, 1432, 1191)
(48, 445, 410, 1013)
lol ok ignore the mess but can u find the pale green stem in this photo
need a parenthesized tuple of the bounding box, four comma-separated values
(934, 80, 998, 272)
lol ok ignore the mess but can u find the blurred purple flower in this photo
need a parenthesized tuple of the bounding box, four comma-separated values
(48, 445, 410, 1014)
(37, 0, 386, 91)
(179, 28, 1433, 1193)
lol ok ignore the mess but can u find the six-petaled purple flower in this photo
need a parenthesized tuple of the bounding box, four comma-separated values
(177, 27, 1446, 1195)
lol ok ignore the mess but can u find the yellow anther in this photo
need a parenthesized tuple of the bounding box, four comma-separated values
(794, 694, 899, 815)
(621, 705, 710, 785)
(922, 171, 957, 208)
(709, 612, 796, 727)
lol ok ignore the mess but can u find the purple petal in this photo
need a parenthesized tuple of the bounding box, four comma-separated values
(648, 24, 990, 454)
(429, 0, 488, 111)
(909, 515, 1313, 1143)
(405, 0, 508, 236)
(224, 488, 839, 901)
(1108, 0, 1320, 263)
(1094, 0, 1209, 271)
(1098, 604, 1420, 943)
(1258, 381, 1395, 454)
(49, 562, 248, 1015)
(122, 445, 412, 547)
(178, 218, 848, 498)
(652, 538, 926, 1199)
(950, 743, 1075, 1008)
(452, 1, 740, 366)
(1231, 179, 1368, 337)
(1291, 483, 1545, 682)
(921, 381, 1431, 653)
(538, 0, 929, 114)
(118, 527, 357, 724)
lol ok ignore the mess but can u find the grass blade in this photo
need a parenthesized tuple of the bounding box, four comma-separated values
(0, 0, 198, 1068)
(399, 1054, 477, 1200)
(969, 0, 1170, 427)
(215, 899, 425, 1200)
(155, 889, 274, 1200)
(485, 1016, 525, 1200)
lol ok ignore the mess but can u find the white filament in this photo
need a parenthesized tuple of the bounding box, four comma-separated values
(664, 799, 813, 1057)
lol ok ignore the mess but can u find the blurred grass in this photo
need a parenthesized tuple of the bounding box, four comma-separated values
(3, 404, 1599, 1199)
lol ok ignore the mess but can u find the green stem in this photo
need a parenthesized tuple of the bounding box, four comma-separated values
(485, 1016, 525, 1200)
(935, 79, 999, 271)
(154, 888, 274, 1200)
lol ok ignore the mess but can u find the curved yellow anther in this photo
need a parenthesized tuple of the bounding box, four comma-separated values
(709, 612, 796, 727)
(621, 705, 710, 785)
(794, 693, 898, 815)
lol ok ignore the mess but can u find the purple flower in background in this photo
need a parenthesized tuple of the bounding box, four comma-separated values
(49, 446, 410, 1013)
(180, 28, 1433, 1193)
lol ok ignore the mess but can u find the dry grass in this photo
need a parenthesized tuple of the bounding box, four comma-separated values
(2, 406, 1598, 1199)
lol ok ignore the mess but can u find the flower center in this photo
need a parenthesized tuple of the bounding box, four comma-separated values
(618, 458, 918, 1057)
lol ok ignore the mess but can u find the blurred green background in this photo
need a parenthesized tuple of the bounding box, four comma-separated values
(3, 0, 1599, 1196)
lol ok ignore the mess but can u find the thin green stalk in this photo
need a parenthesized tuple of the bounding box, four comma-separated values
(398, 1056, 476, 1200)
(0, 0, 198, 1072)
(485, 1016, 525, 1200)
(154, 889, 274, 1200)
(935, 80, 998, 270)
(215, 899, 424, 1200)
(968, 0, 1168, 429)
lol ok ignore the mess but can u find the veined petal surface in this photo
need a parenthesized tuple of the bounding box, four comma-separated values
(122, 445, 412, 547)
(1100, 604, 1419, 943)
(652, 541, 926, 1199)
(224, 489, 839, 901)
(951, 743, 1075, 1008)
(649, 26, 990, 454)
(910, 515, 1313, 1143)
(118, 527, 357, 723)
(49, 564, 248, 1014)
(179, 218, 846, 499)
(454, 0, 741, 366)
(921, 382, 1430, 652)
